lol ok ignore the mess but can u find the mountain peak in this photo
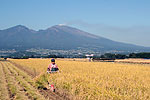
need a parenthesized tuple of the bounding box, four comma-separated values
(46, 24, 68, 31)
(45, 24, 100, 39)
(0, 25, 150, 52)
(14, 25, 28, 29)
(8, 25, 29, 30)
(2, 25, 37, 34)
(51, 24, 69, 28)
(15, 25, 26, 27)
(58, 24, 66, 26)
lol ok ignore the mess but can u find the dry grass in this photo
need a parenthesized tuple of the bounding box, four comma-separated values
(0, 62, 10, 100)
(0, 61, 46, 100)
(115, 58, 150, 64)
(10, 58, 150, 100)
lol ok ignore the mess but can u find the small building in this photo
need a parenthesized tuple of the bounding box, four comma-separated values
(85, 54, 94, 61)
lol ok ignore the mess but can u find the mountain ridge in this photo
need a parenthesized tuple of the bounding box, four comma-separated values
(0, 25, 150, 52)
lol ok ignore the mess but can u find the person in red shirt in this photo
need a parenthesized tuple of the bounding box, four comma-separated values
(47, 59, 59, 73)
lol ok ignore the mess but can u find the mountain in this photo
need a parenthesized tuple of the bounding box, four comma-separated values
(0, 25, 150, 52)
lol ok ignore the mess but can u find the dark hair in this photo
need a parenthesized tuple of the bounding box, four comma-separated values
(51, 59, 55, 62)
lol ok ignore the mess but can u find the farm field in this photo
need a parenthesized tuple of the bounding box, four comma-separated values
(7, 58, 150, 100)
(0, 60, 65, 100)
(115, 58, 150, 64)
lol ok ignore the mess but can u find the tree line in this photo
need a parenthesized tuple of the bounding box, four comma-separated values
(96, 52, 150, 59)
(1, 51, 150, 59)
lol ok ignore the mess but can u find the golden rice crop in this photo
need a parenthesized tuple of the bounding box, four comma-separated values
(10, 58, 150, 100)
(115, 58, 150, 64)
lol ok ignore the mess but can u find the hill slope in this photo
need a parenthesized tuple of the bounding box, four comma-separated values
(0, 25, 149, 52)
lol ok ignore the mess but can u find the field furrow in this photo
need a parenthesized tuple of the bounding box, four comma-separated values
(1, 61, 31, 100)
(7, 61, 65, 100)
(3, 61, 47, 100)
(0, 62, 10, 100)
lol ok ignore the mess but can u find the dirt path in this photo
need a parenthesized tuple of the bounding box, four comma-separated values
(3, 61, 68, 100)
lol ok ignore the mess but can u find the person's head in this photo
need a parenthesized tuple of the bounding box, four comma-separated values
(51, 59, 55, 64)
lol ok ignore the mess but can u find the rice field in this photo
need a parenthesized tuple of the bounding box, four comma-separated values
(9, 58, 150, 100)
(115, 58, 150, 64)
(0, 61, 46, 100)
(0, 60, 65, 100)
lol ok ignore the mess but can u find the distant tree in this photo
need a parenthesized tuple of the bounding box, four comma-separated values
(22, 56, 29, 59)
(136, 52, 150, 58)
(129, 53, 136, 58)
(46, 55, 57, 58)
(100, 55, 105, 58)
(104, 53, 116, 59)
(100, 53, 127, 59)
(4, 58, 7, 60)
(129, 52, 150, 58)
(31, 55, 35, 58)
(115, 54, 127, 59)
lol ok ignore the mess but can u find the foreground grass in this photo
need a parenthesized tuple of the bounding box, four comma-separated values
(5, 62, 46, 100)
(0, 62, 10, 100)
(10, 58, 150, 100)
(0, 61, 46, 100)
(2, 62, 29, 100)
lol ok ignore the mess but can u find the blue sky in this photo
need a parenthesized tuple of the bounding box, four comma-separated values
(0, 0, 150, 47)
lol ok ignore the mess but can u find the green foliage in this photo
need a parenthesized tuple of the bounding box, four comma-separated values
(62, 82, 72, 91)
(99, 53, 127, 59)
(129, 52, 150, 58)
(100, 52, 150, 59)
(35, 74, 49, 89)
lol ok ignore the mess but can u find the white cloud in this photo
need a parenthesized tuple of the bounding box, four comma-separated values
(65, 20, 150, 47)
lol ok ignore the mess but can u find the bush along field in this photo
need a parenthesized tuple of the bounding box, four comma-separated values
(8, 58, 150, 100)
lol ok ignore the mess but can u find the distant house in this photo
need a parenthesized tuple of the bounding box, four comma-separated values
(85, 54, 94, 61)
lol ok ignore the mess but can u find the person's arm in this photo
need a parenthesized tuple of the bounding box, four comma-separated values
(55, 64, 59, 71)
(47, 68, 50, 71)
(48, 64, 51, 71)
(55, 64, 58, 68)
